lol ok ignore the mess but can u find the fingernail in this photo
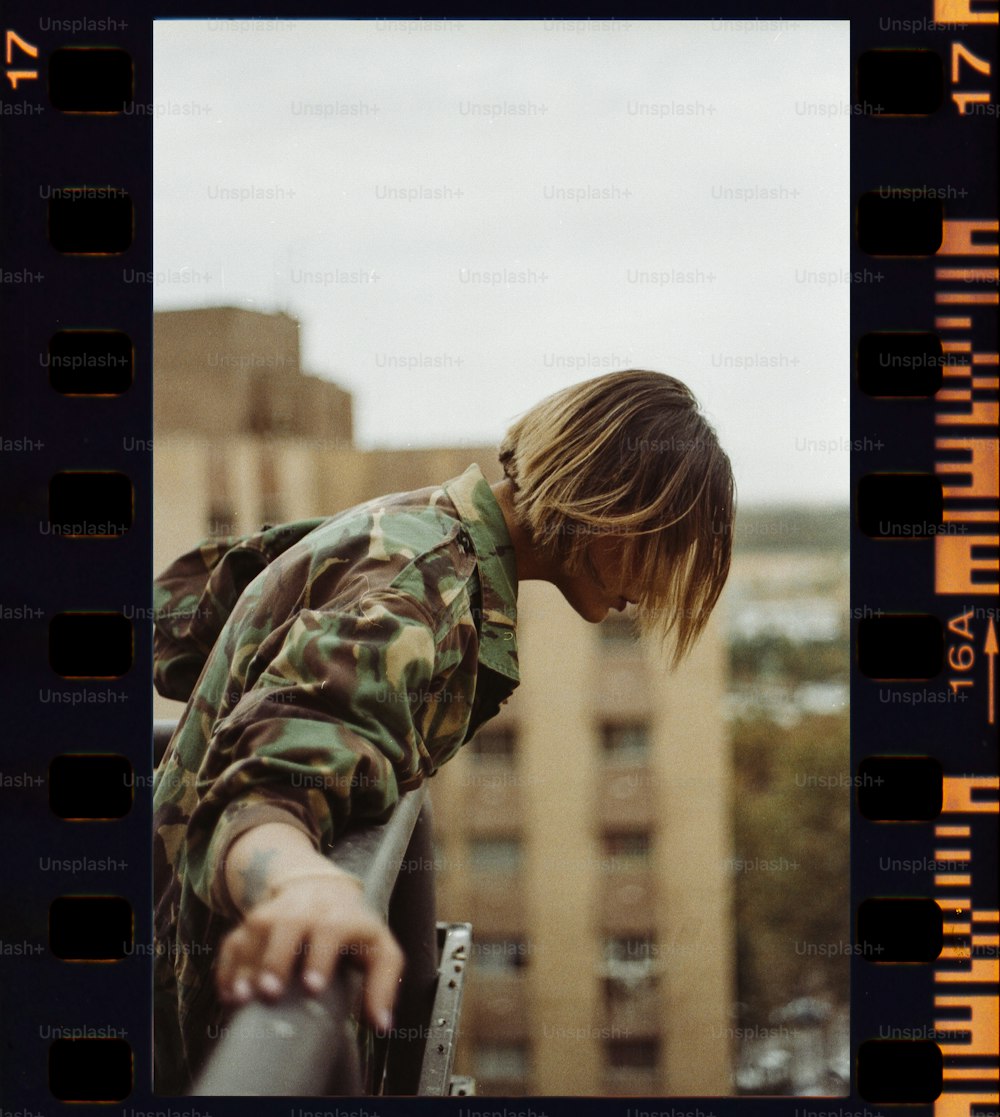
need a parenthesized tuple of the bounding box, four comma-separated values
(302, 970, 325, 994)
(376, 1009, 393, 1033)
(232, 977, 253, 1003)
(258, 972, 284, 997)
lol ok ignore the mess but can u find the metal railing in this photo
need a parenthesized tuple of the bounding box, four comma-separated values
(153, 721, 471, 1096)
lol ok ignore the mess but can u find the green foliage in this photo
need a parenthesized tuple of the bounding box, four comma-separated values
(733, 506, 850, 553)
(730, 634, 850, 685)
(730, 712, 850, 1022)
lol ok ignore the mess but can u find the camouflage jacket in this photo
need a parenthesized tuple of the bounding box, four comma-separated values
(152, 464, 519, 1091)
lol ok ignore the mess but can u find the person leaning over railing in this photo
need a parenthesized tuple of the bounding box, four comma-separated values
(151, 369, 736, 1094)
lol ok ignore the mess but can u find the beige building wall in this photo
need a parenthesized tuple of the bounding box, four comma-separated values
(152, 307, 734, 1095)
(647, 614, 734, 1093)
(432, 578, 732, 1095)
(154, 306, 351, 443)
(520, 580, 603, 1094)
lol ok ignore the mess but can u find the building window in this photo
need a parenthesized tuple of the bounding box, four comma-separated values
(600, 722, 650, 764)
(469, 836, 522, 872)
(472, 935, 529, 974)
(467, 726, 516, 764)
(206, 503, 237, 538)
(601, 935, 659, 1029)
(602, 935, 658, 986)
(601, 830, 652, 867)
(246, 374, 272, 434)
(474, 1042, 529, 1082)
(207, 445, 236, 536)
(604, 1039, 659, 1071)
(604, 934, 656, 965)
(258, 450, 283, 526)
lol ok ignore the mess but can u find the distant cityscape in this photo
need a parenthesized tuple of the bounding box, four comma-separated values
(727, 514, 849, 726)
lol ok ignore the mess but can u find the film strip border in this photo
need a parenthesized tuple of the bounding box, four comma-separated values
(933, 780, 999, 1117)
(851, 1, 999, 1114)
(0, 2, 997, 1114)
(0, 14, 155, 1109)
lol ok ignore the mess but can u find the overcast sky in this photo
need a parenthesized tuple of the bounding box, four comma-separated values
(154, 18, 849, 505)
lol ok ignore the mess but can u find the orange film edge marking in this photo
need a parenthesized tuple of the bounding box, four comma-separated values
(936, 219, 1000, 257)
(936, 958, 1000, 982)
(935, 0, 999, 23)
(936, 292, 1000, 305)
(5, 69, 37, 89)
(935, 268, 1000, 281)
(936, 404, 1000, 425)
(4, 29, 38, 61)
(939, 945, 974, 959)
(941, 778, 1000, 813)
(942, 1067, 1000, 1081)
(934, 994, 1000, 1053)
(953, 93, 993, 113)
(951, 39, 994, 78)
(937, 434, 1000, 499)
(936, 898, 972, 913)
(935, 537, 1000, 595)
(934, 1095, 1000, 1117)
(942, 511, 1000, 522)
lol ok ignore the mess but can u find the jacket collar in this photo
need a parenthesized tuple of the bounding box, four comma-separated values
(442, 464, 519, 682)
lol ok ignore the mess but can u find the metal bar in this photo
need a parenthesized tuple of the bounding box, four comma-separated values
(190, 784, 429, 1096)
(417, 922, 472, 1097)
(193, 967, 365, 1096)
(330, 784, 429, 921)
(449, 1075, 476, 1096)
(381, 797, 439, 1094)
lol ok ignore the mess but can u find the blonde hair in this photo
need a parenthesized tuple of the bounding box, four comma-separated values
(499, 369, 735, 664)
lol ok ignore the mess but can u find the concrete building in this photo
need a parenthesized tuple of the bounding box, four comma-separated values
(435, 584, 733, 1095)
(154, 306, 352, 443)
(152, 307, 734, 1095)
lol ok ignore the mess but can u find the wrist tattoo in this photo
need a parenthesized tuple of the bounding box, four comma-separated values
(238, 847, 279, 909)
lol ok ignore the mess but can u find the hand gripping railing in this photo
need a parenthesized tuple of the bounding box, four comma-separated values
(152, 722, 470, 1096)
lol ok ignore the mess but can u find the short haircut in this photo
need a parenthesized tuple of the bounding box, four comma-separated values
(499, 369, 735, 664)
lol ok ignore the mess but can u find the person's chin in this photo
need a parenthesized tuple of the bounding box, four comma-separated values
(563, 589, 609, 623)
(585, 602, 610, 623)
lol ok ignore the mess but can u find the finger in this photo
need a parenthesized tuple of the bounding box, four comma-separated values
(216, 924, 256, 1002)
(230, 965, 257, 1005)
(298, 929, 339, 996)
(256, 919, 308, 997)
(358, 930, 405, 1032)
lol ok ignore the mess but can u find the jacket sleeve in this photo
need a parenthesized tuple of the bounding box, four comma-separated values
(152, 520, 327, 702)
(181, 588, 474, 918)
